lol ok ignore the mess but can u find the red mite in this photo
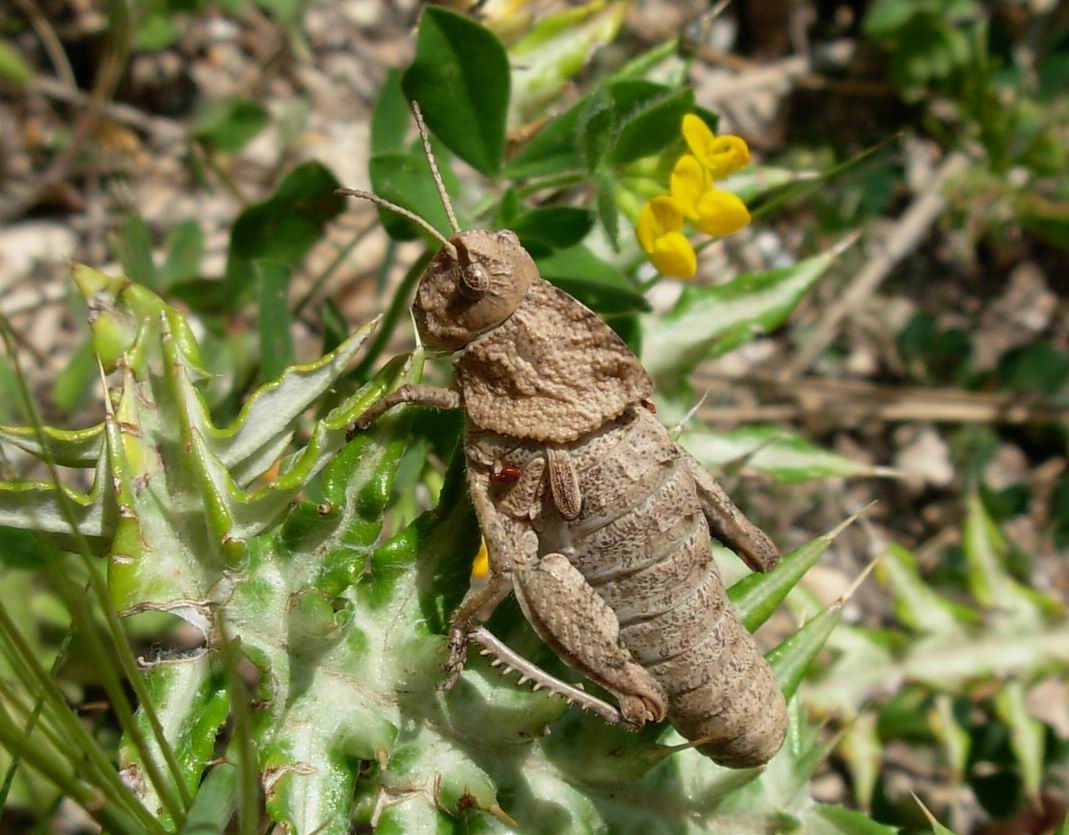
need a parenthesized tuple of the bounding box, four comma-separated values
(641, 399, 657, 414)
(491, 463, 523, 483)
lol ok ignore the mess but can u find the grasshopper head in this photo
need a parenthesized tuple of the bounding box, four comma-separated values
(412, 228, 536, 352)
(336, 100, 537, 352)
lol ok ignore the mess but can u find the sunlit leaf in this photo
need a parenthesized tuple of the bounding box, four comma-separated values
(641, 241, 850, 383)
(680, 424, 895, 483)
(402, 7, 509, 176)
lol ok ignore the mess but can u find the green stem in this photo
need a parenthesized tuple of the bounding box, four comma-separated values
(512, 171, 587, 200)
(0, 600, 166, 834)
(0, 622, 75, 810)
(217, 612, 258, 835)
(375, 238, 398, 295)
(747, 135, 899, 225)
(351, 251, 432, 380)
(469, 172, 588, 220)
(607, 36, 679, 82)
(0, 707, 151, 835)
(46, 558, 189, 824)
(0, 677, 72, 762)
(0, 319, 192, 821)
(292, 221, 377, 319)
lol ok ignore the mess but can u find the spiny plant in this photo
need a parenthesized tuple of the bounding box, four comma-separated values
(800, 492, 1069, 829)
(0, 265, 889, 834)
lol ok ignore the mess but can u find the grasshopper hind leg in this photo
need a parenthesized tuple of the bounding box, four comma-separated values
(512, 553, 668, 726)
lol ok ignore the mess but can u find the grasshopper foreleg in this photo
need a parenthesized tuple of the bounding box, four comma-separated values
(347, 384, 461, 439)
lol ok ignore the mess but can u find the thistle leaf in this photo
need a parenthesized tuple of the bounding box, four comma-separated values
(681, 425, 898, 484)
(963, 490, 1062, 628)
(640, 241, 851, 384)
(993, 680, 1045, 803)
(877, 542, 977, 635)
(0, 422, 104, 467)
(731, 514, 861, 632)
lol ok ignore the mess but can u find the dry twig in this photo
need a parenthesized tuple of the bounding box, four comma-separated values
(693, 370, 1069, 427)
(780, 151, 971, 378)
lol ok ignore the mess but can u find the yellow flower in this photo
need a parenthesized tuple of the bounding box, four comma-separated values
(682, 114, 751, 180)
(636, 196, 697, 279)
(669, 154, 710, 219)
(670, 152, 751, 238)
(472, 539, 489, 579)
(693, 189, 751, 237)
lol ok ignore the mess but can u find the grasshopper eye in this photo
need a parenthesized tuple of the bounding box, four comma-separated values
(496, 229, 519, 246)
(460, 261, 490, 297)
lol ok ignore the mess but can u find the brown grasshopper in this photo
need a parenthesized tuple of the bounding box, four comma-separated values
(339, 102, 787, 767)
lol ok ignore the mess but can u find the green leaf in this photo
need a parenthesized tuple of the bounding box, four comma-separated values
(994, 680, 1045, 802)
(596, 173, 621, 248)
(914, 793, 959, 834)
(159, 220, 204, 288)
(609, 84, 694, 164)
(512, 78, 686, 174)
(640, 241, 849, 383)
(135, 14, 179, 52)
(536, 244, 650, 314)
(864, 0, 919, 37)
(803, 803, 899, 834)
(254, 0, 303, 27)
(120, 657, 230, 823)
(963, 490, 1062, 628)
(930, 694, 970, 782)
(768, 603, 845, 701)
(0, 40, 33, 87)
(371, 67, 410, 156)
(193, 98, 270, 154)
(730, 517, 857, 632)
(368, 151, 460, 241)
(256, 261, 295, 382)
(507, 0, 629, 123)
(509, 206, 593, 253)
(114, 211, 159, 290)
(679, 424, 895, 483)
(180, 763, 237, 835)
(997, 341, 1069, 395)
(838, 713, 881, 813)
(0, 357, 27, 423)
(1021, 209, 1069, 251)
(51, 338, 97, 416)
(224, 162, 344, 305)
(505, 99, 585, 178)
(580, 89, 615, 172)
(720, 166, 820, 204)
(877, 542, 978, 634)
(402, 7, 509, 176)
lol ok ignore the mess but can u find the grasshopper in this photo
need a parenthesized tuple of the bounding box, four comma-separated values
(340, 102, 787, 767)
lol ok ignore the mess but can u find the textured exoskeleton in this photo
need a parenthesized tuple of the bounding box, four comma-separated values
(342, 102, 788, 768)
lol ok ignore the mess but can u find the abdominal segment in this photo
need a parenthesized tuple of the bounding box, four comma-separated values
(471, 405, 787, 767)
(541, 407, 788, 767)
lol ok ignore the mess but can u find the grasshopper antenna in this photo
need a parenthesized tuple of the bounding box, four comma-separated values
(410, 100, 461, 235)
(335, 187, 457, 259)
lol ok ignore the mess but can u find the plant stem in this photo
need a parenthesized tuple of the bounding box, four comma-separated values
(292, 221, 377, 319)
(217, 612, 258, 835)
(0, 600, 166, 834)
(0, 318, 193, 820)
(351, 251, 431, 380)
(0, 707, 150, 835)
(0, 621, 75, 810)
